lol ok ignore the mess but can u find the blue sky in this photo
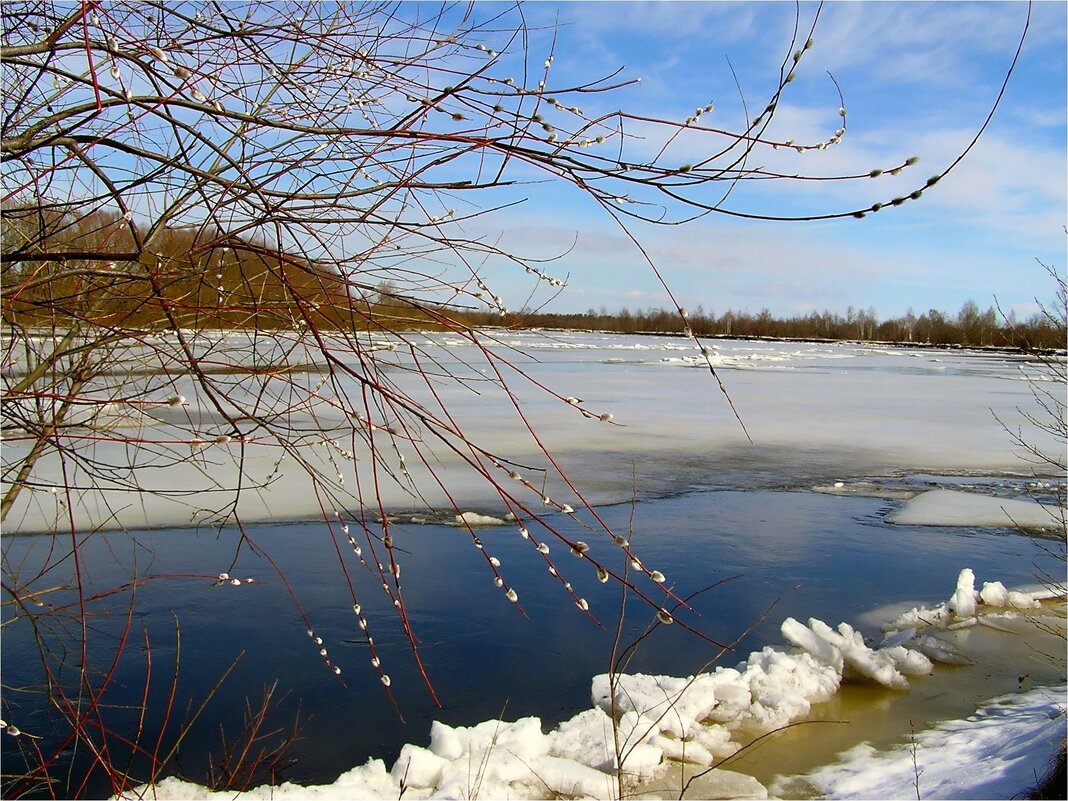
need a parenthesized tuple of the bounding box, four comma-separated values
(462, 1, 1067, 320)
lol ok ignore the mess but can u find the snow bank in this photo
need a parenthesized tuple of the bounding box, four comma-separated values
(773, 683, 1067, 800)
(889, 488, 1065, 530)
(114, 568, 1062, 801)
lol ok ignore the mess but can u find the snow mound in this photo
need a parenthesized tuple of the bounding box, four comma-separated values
(889, 489, 1065, 529)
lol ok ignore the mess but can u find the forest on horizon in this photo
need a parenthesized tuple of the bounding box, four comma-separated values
(455, 297, 1066, 350)
(4, 209, 1064, 351)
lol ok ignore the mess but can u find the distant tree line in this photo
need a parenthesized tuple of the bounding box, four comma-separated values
(456, 298, 1066, 350)
(6, 213, 1063, 351)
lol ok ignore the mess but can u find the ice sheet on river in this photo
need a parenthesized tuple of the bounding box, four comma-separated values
(7, 334, 1063, 534)
(115, 569, 1065, 801)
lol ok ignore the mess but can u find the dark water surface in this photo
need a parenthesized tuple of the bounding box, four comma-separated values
(1, 487, 1061, 797)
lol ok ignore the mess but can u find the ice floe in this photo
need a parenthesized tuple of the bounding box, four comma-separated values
(889, 488, 1065, 530)
(811, 480, 917, 500)
(452, 511, 507, 527)
(883, 567, 1066, 635)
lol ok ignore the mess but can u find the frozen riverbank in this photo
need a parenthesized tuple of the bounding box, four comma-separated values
(116, 569, 1066, 800)
(772, 683, 1066, 800)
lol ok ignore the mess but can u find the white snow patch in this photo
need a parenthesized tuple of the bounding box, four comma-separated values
(453, 511, 507, 526)
(889, 489, 1065, 530)
(773, 684, 1068, 800)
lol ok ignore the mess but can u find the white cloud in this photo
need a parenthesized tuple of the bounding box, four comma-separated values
(798, 2, 1041, 87)
(1010, 301, 1042, 319)
(909, 129, 1067, 239)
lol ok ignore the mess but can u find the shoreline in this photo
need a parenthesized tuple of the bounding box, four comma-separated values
(4, 324, 1064, 359)
(112, 573, 1068, 801)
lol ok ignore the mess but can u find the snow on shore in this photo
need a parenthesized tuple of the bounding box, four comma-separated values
(115, 570, 1066, 801)
(772, 683, 1067, 800)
